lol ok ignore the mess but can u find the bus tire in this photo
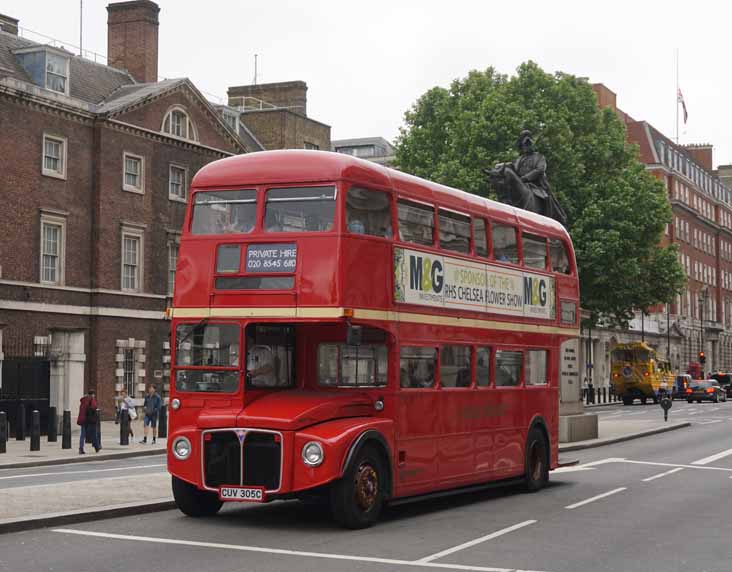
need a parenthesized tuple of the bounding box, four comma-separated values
(330, 444, 385, 529)
(641, 397, 648, 405)
(524, 427, 549, 493)
(172, 476, 222, 517)
(622, 397, 633, 406)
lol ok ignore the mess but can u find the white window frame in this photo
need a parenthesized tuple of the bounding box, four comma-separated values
(167, 237, 180, 296)
(39, 210, 67, 286)
(161, 106, 198, 142)
(168, 163, 188, 203)
(41, 133, 67, 180)
(121, 225, 145, 292)
(122, 152, 145, 194)
(44, 51, 70, 96)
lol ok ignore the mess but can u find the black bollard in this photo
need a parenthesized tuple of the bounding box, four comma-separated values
(48, 406, 58, 442)
(61, 410, 72, 450)
(96, 408, 102, 451)
(603, 387, 607, 403)
(30, 410, 40, 451)
(0, 412, 6, 454)
(16, 403, 26, 440)
(158, 405, 168, 439)
(120, 409, 129, 446)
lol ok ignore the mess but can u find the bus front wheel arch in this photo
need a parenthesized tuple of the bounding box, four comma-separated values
(330, 443, 386, 529)
(172, 476, 222, 517)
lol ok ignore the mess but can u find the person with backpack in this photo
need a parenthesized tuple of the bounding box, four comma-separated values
(77, 389, 101, 454)
(140, 384, 162, 444)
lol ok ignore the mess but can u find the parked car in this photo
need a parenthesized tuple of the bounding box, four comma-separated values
(710, 372, 732, 397)
(686, 380, 728, 403)
(673, 374, 692, 400)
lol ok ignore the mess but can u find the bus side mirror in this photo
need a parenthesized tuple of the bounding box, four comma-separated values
(347, 324, 362, 346)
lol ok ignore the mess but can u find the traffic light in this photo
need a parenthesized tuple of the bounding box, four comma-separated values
(699, 351, 706, 365)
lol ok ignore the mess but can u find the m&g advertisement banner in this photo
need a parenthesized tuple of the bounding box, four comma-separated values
(393, 247, 555, 320)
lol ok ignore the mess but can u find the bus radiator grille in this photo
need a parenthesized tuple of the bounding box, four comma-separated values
(203, 431, 241, 488)
(243, 432, 281, 490)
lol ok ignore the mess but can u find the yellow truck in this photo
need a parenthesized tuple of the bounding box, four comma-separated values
(610, 342, 675, 405)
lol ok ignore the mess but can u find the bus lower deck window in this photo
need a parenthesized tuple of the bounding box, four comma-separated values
(398, 199, 434, 246)
(493, 224, 518, 264)
(440, 345, 472, 387)
(245, 324, 296, 388)
(526, 350, 548, 385)
(318, 343, 387, 387)
(264, 186, 336, 233)
(476, 347, 491, 386)
(495, 350, 522, 386)
(346, 187, 392, 237)
(400, 346, 436, 388)
(191, 190, 256, 235)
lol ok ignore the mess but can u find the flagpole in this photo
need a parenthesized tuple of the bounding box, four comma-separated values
(675, 48, 679, 144)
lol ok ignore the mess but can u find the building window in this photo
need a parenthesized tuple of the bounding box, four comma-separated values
(169, 164, 188, 201)
(45, 52, 69, 94)
(162, 107, 198, 141)
(121, 226, 144, 292)
(304, 141, 319, 150)
(123, 349, 136, 396)
(168, 241, 179, 296)
(42, 134, 66, 179)
(123, 152, 144, 193)
(39, 211, 67, 285)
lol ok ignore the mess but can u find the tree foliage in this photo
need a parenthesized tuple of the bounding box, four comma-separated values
(394, 61, 685, 327)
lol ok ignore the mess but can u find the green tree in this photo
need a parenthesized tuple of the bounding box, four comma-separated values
(394, 61, 685, 328)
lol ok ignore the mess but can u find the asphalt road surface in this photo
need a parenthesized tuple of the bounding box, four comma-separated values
(3, 400, 732, 572)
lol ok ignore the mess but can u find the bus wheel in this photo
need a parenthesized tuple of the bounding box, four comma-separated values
(330, 445, 385, 529)
(652, 395, 659, 404)
(172, 476, 222, 517)
(641, 397, 648, 405)
(622, 397, 633, 406)
(524, 428, 549, 493)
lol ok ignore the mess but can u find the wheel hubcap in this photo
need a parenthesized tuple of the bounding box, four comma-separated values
(529, 443, 543, 481)
(354, 462, 379, 511)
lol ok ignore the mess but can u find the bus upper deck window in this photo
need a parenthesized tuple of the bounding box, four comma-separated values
(264, 186, 336, 233)
(550, 239, 571, 274)
(523, 234, 547, 269)
(346, 187, 392, 237)
(492, 224, 518, 264)
(191, 190, 256, 235)
(398, 199, 434, 246)
(439, 209, 471, 254)
(474, 218, 488, 257)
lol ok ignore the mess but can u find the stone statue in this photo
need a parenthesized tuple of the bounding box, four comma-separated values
(485, 130, 567, 226)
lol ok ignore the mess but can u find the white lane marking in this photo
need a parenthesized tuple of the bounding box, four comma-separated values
(564, 487, 627, 510)
(697, 420, 724, 425)
(417, 520, 537, 563)
(552, 466, 596, 474)
(53, 529, 549, 572)
(641, 467, 684, 482)
(578, 458, 624, 468)
(0, 464, 165, 480)
(620, 459, 732, 472)
(692, 447, 732, 466)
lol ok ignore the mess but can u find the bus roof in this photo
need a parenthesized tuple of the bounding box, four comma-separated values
(191, 150, 570, 239)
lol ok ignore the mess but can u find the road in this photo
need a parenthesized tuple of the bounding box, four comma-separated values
(2, 400, 732, 572)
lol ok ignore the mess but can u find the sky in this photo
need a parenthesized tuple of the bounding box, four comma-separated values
(4, 0, 732, 166)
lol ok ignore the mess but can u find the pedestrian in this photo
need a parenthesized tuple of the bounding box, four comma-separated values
(77, 389, 101, 454)
(140, 384, 162, 444)
(118, 388, 136, 438)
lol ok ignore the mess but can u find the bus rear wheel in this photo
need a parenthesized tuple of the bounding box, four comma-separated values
(330, 445, 385, 529)
(524, 428, 549, 493)
(172, 476, 222, 517)
(622, 397, 633, 406)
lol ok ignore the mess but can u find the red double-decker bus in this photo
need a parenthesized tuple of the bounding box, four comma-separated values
(167, 150, 579, 528)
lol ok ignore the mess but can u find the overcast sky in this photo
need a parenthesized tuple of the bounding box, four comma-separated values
(5, 0, 731, 166)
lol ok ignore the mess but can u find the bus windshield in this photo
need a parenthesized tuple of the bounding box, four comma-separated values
(611, 349, 650, 363)
(174, 322, 240, 393)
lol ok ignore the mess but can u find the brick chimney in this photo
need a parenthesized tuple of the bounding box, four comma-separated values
(592, 83, 617, 111)
(0, 13, 19, 35)
(683, 144, 714, 172)
(107, 1, 159, 83)
(228, 81, 308, 117)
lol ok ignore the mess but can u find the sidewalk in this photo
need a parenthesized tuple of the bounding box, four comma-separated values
(559, 415, 689, 452)
(0, 421, 166, 469)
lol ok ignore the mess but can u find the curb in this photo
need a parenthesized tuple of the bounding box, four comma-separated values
(0, 498, 176, 535)
(558, 422, 691, 452)
(584, 402, 623, 409)
(0, 448, 165, 470)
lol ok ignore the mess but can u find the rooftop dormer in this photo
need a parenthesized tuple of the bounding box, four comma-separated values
(13, 45, 71, 96)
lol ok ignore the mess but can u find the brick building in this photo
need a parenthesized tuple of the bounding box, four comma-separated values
(580, 84, 732, 387)
(0, 1, 252, 420)
(224, 80, 331, 151)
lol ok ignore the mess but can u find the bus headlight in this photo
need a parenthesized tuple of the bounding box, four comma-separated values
(172, 437, 191, 460)
(301, 441, 324, 467)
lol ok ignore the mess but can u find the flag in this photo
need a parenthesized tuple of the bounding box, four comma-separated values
(677, 88, 688, 124)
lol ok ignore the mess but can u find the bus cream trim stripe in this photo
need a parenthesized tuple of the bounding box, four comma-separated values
(170, 306, 578, 337)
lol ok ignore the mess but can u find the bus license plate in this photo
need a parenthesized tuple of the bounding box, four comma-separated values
(218, 486, 266, 502)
